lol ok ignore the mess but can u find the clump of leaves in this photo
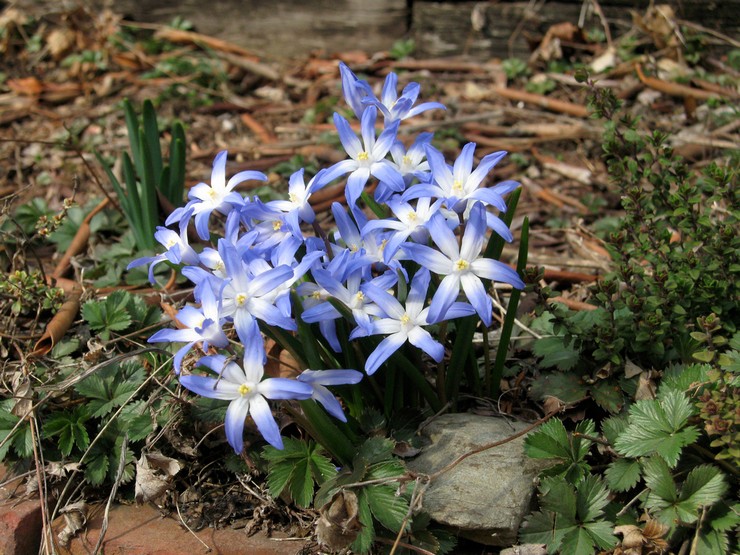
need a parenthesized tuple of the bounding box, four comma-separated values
(263, 438, 336, 508)
(0, 269, 64, 316)
(527, 78, 738, 412)
(96, 99, 186, 251)
(82, 290, 160, 341)
(522, 384, 738, 554)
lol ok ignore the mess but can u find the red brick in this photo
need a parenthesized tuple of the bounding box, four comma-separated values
(54, 503, 306, 555)
(0, 498, 43, 555)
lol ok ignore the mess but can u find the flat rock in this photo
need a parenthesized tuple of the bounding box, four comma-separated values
(408, 413, 546, 546)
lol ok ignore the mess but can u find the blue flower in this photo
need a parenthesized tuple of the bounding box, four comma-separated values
(402, 203, 524, 326)
(127, 210, 199, 284)
(404, 143, 520, 241)
(338, 61, 375, 119)
(179, 324, 313, 453)
(361, 269, 474, 374)
(322, 107, 404, 209)
(148, 282, 229, 373)
(365, 71, 446, 123)
(297, 369, 364, 421)
(166, 150, 266, 240)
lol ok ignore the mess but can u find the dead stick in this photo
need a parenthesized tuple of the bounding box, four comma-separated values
(635, 65, 719, 101)
(493, 87, 590, 118)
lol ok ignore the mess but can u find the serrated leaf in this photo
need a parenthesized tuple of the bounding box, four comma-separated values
(366, 459, 405, 480)
(519, 510, 558, 549)
(12, 425, 33, 458)
(356, 437, 395, 465)
(697, 529, 729, 555)
(539, 478, 577, 521)
(266, 460, 293, 498)
(576, 475, 610, 522)
(86, 452, 110, 485)
(590, 381, 624, 413)
(614, 391, 700, 467)
(367, 485, 408, 532)
(525, 418, 571, 460)
(643, 457, 677, 503)
(601, 414, 628, 446)
(309, 451, 337, 484)
(559, 526, 598, 555)
(351, 489, 375, 554)
(679, 465, 727, 512)
(529, 372, 589, 404)
(605, 458, 642, 492)
(582, 520, 617, 550)
(289, 459, 314, 508)
(533, 336, 580, 370)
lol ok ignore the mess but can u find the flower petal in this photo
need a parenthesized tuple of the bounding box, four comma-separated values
(224, 395, 249, 453)
(249, 394, 283, 449)
(460, 272, 492, 326)
(407, 327, 444, 362)
(365, 332, 407, 375)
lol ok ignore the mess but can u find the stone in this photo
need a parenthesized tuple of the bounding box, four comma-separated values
(407, 413, 546, 546)
(53, 503, 305, 555)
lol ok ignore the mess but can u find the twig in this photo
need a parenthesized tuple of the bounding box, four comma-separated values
(92, 434, 128, 554)
(175, 496, 212, 552)
(589, 0, 613, 49)
(676, 19, 740, 49)
(425, 411, 558, 482)
(493, 87, 590, 118)
(389, 477, 428, 555)
(635, 65, 719, 101)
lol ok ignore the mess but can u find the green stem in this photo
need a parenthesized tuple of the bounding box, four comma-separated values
(490, 217, 529, 397)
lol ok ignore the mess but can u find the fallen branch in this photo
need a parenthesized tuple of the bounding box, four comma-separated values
(635, 65, 719, 101)
(493, 87, 590, 118)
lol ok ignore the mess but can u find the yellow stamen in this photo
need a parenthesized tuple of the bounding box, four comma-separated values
(357, 151, 369, 161)
(238, 384, 251, 396)
(452, 179, 463, 192)
(235, 293, 248, 307)
(400, 313, 411, 325)
(402, 155, 412, 166)
(288, 192, 298, 203)
(455, 259, 469, 271)
(272, 220, 283, 231)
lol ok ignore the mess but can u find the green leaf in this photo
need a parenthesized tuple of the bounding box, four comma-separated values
(351, 489, 375, 554)
(525, 418, 571, 460)
(85, 451, 110, 485)
(266, 459, 293, 498)
(590, 381, 624, 413)
(539, 478, 577, 521)
(355, 437, 395, 465)
(366, 485, 408, 532)
(643, 456, 677, 504)
(519, 510, 558, 549)
(679, 465, 727, 513)
(529, 372, 589, 404)
(576, 474, 610, 522)
(559, 527, 598, 555)
(289, 459, 314, 508)
(533, 336, 580, 370)
(601, 414, 628, 446)
(605, 458, 642, 492)
(614, 390, 700, 467)
(582, 520, 618, 550)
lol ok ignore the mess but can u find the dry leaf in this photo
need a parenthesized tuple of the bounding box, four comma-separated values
(635, 371, 657, 401)
(135, 452, 182, 504)
(316, 490, 362, 552)
(10, 375, 33, 418)
(500, 545, 547, 555)
(624, 359, 644, 379)
(46, 461, 81, 478)
(46, 28, 76, 60)
(7, 77, 44, 96)
(57, 501, 88, 547)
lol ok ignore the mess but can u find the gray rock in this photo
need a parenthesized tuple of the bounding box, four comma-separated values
(407, 413, 546, 546)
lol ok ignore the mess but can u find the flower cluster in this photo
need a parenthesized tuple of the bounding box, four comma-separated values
(130, 62, 524, 454)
